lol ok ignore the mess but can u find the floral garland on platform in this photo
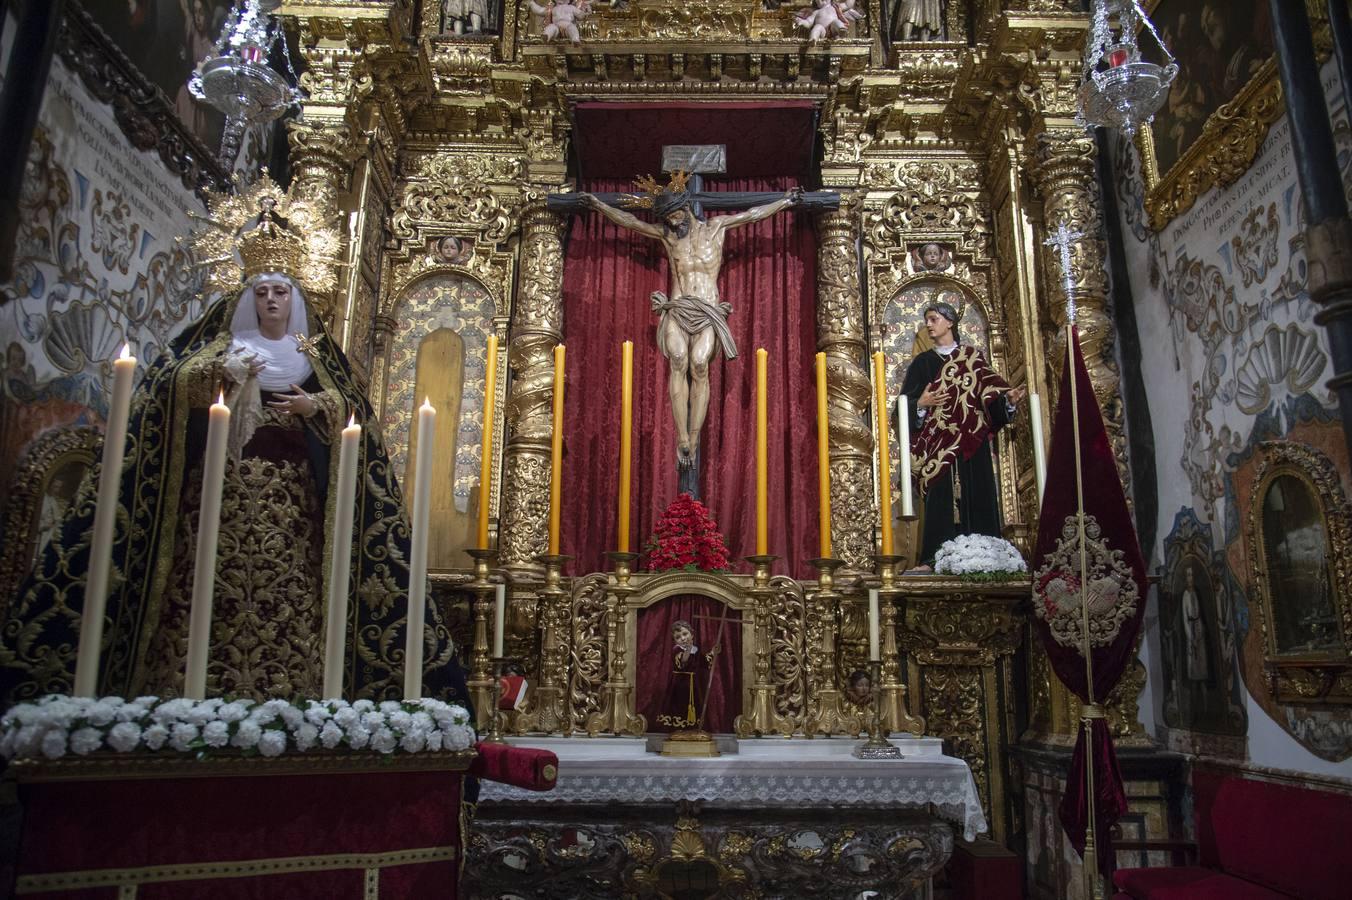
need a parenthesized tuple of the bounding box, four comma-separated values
(0, 695, 476, 762)
(933, 534, 1028, 581)
(645, 493, 731, 572)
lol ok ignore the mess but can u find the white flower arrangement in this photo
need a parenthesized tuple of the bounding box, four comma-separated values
(933, 534, 1028, 581)
(0, 695, 476, 763)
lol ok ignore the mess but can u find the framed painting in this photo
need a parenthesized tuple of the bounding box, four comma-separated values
(1136, 0, 1282, 230)
(84, 0, 233, 149)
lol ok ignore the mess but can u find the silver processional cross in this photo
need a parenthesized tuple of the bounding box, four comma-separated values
(1043, 223, 1085, 325)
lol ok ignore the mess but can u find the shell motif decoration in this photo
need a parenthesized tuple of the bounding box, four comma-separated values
(44, 302, 124, 374)
(1235, 323, 1327, 415)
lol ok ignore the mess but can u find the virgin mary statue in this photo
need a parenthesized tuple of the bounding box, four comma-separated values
(0, 222, 469, 708)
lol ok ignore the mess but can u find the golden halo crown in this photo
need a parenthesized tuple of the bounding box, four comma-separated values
(619, 170, 692, 210)
(186, 175, 342, 298)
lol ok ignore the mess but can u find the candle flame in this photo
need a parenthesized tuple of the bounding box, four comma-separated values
(421, 396, 435, 412)
(348, 413, 357, 428)
(217, 390, 226, 405)
(119, 343, 132, 360)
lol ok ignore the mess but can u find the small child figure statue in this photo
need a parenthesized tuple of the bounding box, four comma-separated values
(656, 619, 706, 731)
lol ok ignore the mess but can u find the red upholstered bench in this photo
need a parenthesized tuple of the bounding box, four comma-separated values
(1112, 768, 1352, 900)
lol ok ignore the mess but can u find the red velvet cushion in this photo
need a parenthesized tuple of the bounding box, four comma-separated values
(468, 742, 558, 791)
(1194, 770, 1352, 900)
(1112, 866, 1290, 899)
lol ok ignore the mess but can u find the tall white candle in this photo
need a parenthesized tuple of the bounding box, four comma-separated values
(868, 589, 881, 662)
(404, 398, 436, 699)
(322, 414, 362, 699)
(74, 344, 137, 697)
(183, 391, 230, 700)
(492, 583, 506, 658)
(1030, 392, 1048, 504)
(897, 394, 914, 518)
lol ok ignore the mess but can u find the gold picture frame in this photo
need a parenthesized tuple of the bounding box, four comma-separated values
(1246, 441, 1352, 706)
(1135, 0, 1284, 231)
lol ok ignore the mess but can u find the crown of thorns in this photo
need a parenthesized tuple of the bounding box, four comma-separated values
(619, 170, 692, 210)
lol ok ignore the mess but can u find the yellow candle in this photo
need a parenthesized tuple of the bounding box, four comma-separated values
(617, 340, 633, 553)
(405, 398, 436, 699)
(1030, 392, 1048, 504)
(755, 348, 768, 556)
(898, 394, 914, 518)
(815, 352, 832, 559)
(548, 344, 566, 556)
(873, 352, 894, 557)
(75, 344, 136, 697)
(323, 414, 362, 699)
(184, 391, 230, 700)
(476, 334, 499, 550)
(868, 588, 881, 662)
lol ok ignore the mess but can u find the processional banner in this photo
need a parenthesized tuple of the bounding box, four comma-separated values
(1030, 328, 1148, 874)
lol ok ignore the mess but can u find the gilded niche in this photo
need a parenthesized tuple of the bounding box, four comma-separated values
(1247, 441, 1352, 709)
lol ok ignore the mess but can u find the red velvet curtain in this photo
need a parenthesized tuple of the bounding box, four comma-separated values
(559, 176, 820, 580)
(635, 596, 742, 734)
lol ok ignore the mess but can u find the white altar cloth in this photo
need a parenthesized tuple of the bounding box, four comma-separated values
(480, 736, 989, 841)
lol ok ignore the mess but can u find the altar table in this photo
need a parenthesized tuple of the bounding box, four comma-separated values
(468, 736, 987, 899)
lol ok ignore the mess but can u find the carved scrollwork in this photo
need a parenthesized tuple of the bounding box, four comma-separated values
(389, 153, 524, 252)
(768, 576, 808, 727)
(569, 574, 611, 733)
(921, 665, 991, 816)
(638, 0, 752, 40)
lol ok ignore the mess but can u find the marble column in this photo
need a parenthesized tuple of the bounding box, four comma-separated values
(815, 196, 876, 571)
(499, 198, 565, 576)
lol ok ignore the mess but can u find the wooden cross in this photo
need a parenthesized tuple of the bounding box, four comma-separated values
(689, 607, 744, 731)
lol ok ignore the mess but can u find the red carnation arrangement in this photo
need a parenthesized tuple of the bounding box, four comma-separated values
(645, 493, 731, 573)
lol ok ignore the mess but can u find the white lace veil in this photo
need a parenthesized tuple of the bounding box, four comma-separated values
(228, 273, 313, 391)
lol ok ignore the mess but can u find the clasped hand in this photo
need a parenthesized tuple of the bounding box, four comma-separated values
(268, 384, 317, 417)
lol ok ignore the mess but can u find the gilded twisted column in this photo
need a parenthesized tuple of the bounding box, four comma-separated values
(499, 198, 564, 576)
(1030, 130, 1123, 471)
(287, 119, 358, 333)
(815, 195, 875, 571)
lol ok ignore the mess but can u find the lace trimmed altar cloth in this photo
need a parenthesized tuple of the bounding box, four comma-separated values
(479, 735, 988, 842)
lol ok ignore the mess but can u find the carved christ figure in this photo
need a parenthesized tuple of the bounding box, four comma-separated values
(580, 173, 802, 470)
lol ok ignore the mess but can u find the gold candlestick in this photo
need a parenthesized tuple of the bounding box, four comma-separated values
(735, 555, 793, 737)
(513, 554, 571, 734)
(483, 655, 520, 744)
(465, 548, 498, 730)
(853, 659, 903, 759)
(804, 557, 861, 736)
(586, 551, 646, 736)
(874, 553, 926, 736)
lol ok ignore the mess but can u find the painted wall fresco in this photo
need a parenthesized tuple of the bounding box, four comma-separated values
(1114, 57, 1352, 775)
(0, 53, 205, 539)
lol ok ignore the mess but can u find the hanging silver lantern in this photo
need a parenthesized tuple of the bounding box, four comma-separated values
(188, 0, 302, 168)
(1077, 0, 1179, 137)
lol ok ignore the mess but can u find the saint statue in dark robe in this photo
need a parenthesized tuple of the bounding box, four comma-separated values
(656, 619, 706, 731)
(898, 301, 1024, 569)
(0, 270, 470, 708)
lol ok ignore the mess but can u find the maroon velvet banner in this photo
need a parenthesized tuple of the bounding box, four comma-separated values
(1031, 328, 1148, 875)
(635, 595, 742, 734)
(559, 176, 820, 579)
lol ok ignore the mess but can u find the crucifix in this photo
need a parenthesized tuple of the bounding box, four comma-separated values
(548, 145, 839, 498)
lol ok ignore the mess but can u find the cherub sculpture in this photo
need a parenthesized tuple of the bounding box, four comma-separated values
(529, 0, 591, 45)
(794, 0, 864, 42)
